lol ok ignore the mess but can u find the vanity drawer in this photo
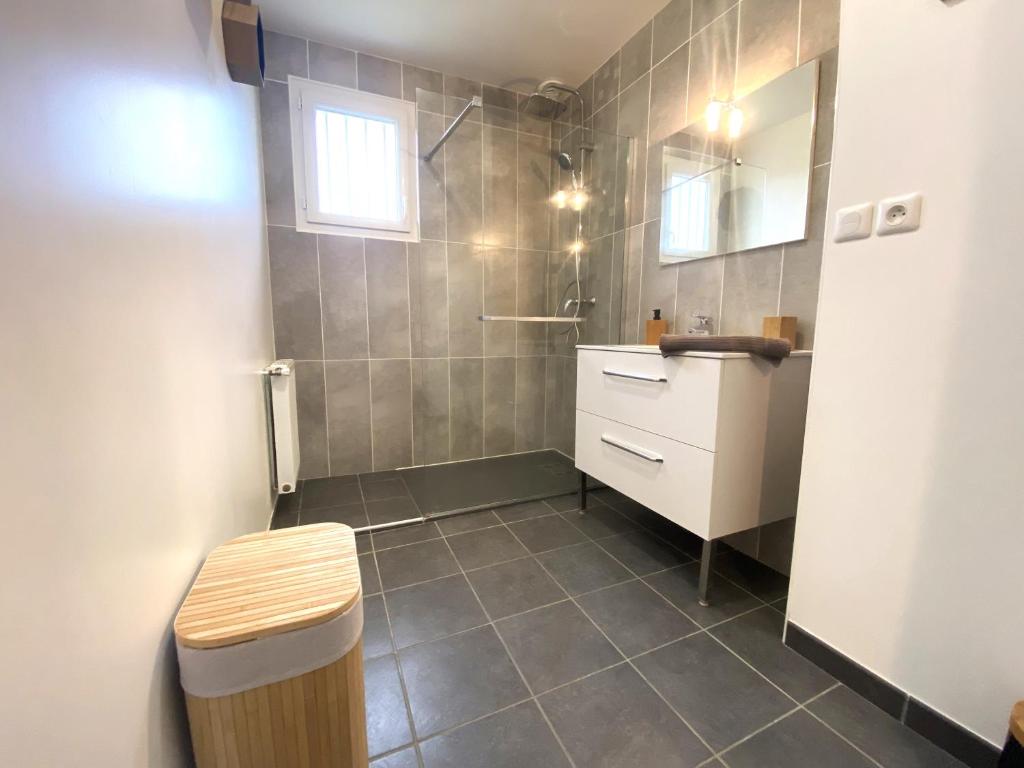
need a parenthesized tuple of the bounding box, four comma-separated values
(574, 410, 715, 539)
(576, 348, 722, 450)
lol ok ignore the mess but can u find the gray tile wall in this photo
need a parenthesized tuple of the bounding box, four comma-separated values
(260, 31, 592, 477)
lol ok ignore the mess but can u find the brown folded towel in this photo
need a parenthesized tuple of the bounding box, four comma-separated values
(659, 334, 792, 363)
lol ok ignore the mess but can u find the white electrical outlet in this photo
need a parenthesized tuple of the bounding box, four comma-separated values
(876, 193, 923, 236)
(833, 202, 875, 243)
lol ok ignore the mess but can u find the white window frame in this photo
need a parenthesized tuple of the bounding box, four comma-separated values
(288, 76, 420, 242)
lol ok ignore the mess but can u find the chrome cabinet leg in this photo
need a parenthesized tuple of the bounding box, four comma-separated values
(698, 539, 717, 607)
(578, 471, 588, 512)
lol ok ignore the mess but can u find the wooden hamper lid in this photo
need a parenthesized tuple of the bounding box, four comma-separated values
(174, 523, 361, 650)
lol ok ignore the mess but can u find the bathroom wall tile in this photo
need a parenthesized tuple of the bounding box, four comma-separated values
(517, 132, 554, 251)
(813, 47, 838, 167)
(621, 224, 645, 344)
(444, 75, 482, 119)
(780, 163, 830, 348)
(259, 81, 294, 227)
(267, 227, 322, 360)
(639, 219, 677, 333)
(264, 31, 307, 81)
(686, 6, 738, 126)
(365, 239, 411, 359)
(408, 240, 449, 358)
(403, 64, 444, 112)
(319, 234, 369, 360)
(649, 43, 690, 146)
(484, 357, 516, 456)
(516, 249, 548, 355)
(370, 359, 413, 470)
(483, 247, 516, 356)
(447, 243, 484, 357)
(653, 0, 693, 64)
(799, 0, 841, 64)
(296, 360, 329, 479)
(357, 53, 402, 98)
(515, 356, 546, 451)
(309, 42, 356, 87)
(619, 22, 653, 90)
(483, 125, 517, 247)
(591, 52, 620, 112)
(450, 358, 484, 460)
(582, 235, 619, 345)
(720, 246, 783, 336)
(673, 255, 725, 336)
(445, 119, 483, 245)
(692, 0, 736, 32)
(412, 358, 450, 466)
(736, 0, 799, 98)
(418, 111, 447, 241)
(617, 73, 650, 228)
(482, 85, 519, 131)
(325, 360, 372, 476)
(543, 356, 576, 455)
(589, 99, 620, 239)
(609, 230, 626, 345)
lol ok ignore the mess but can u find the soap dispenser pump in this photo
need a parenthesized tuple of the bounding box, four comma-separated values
(645, 308, 668, 344)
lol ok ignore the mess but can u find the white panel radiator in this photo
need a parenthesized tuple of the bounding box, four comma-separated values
(264, 360, 300, 494)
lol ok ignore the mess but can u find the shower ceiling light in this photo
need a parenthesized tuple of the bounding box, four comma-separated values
(705, 100, 724, 132)
(706, 100, 744, 139)
(551, 189, 568, 209)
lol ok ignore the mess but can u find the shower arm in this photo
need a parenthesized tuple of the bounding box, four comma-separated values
(423, 95, 482, 161)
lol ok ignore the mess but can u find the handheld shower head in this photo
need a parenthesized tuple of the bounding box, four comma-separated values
(556, 152, 574, 172)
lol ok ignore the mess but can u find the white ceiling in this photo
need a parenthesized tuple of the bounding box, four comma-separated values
(258, 0, 667, 92)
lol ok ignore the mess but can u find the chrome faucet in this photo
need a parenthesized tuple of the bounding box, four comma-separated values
(688, 312, 712, 336)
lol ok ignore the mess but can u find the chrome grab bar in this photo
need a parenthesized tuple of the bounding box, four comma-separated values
(602, 368, 667, 383)
(600, 435, 664, 463)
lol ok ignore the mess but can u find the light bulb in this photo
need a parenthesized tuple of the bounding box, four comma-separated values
(570, 189, 588, 211)
(551, 189, 568, 209)
(569, 240, 584, 255)
(705, 100, 723, 133)
(727, 106, 744, 139)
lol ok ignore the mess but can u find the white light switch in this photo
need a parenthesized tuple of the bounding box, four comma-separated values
(833, 202, 874, 243)
(876, 193, 923, 236)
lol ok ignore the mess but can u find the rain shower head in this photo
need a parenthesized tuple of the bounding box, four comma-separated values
(520, 91, 568, 120)
(556, 152, 574, 172)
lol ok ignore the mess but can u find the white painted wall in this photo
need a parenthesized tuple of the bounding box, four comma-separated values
(0, 1, 274, 765)
(789, 0, 1024, 748)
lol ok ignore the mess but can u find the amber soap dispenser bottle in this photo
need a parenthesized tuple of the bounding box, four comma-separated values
(645, 308, 668, 344)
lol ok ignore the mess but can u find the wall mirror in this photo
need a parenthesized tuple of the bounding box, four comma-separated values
(659, 60, 819, 264)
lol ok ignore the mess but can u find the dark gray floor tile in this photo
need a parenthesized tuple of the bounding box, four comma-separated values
(299, 501, 369, 528)
(400, 626, 530, 738)
(539, 663, 711, 768)
(376, 539, 460, 590)
(715, 549, 790, 602)
(371, 747, 420, 768)
(419, 701, 571, 768)
(561, 505, 638, 540)
(277, 484, 303, 514)
(709, 606, 833, 702)
(385, 575, 488, 648)
(362, 469, 401, 483)
(362, 477, 410, 501)
(772, 596, 788, 614)
(373, 522, 442, 550)
(302, 475, 362, 509)
(447, 526, 529, 570)
(808, 686, 968, 768)
(367, 496, 422, 526)
(496, 601, 623, 693)
(544, 493, 581, 512)
(508, 515, 589, 553)
(590, 487, 632, 510)
(724, 709, 875, 768)
(464, 557, 567, 619)
(356, 532, 373, 554)
(364, 594, 394, 659)
(645, 563, 762, 627)
(578, 580, 699, 656)
(535, 542, 634, 596)
(495, 500, 556, 523)
(361, 553, 382, 596)
(365, 654, 414, 757)
(633, 632, 794, 751)
(436, 509, 501, 535)
(596, 530, 691, 576)
(270, 509, 298, 529)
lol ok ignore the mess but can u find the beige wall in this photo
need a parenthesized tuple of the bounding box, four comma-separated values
(0, 1, 274, 765)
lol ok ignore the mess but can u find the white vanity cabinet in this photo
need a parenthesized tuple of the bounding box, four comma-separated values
(574, 344, 812, 604)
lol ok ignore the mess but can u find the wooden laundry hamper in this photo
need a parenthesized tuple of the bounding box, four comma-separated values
(174, 523, 368, 768)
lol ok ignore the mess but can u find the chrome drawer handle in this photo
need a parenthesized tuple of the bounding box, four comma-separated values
(602, 368, 667, 383)
(600, 435, 664, 463)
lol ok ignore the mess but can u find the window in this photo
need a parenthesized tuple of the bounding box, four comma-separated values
(661, 153, 720, 259)
(289, 77, 419, 241)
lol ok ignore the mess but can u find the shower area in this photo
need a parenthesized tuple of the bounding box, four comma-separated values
(263, 66, 633, 531)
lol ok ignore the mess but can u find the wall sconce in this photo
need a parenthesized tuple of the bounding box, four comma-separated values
(705, 99, 744, 139)
(551, 188, 588, 210)
(551, 190, 568, 209)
